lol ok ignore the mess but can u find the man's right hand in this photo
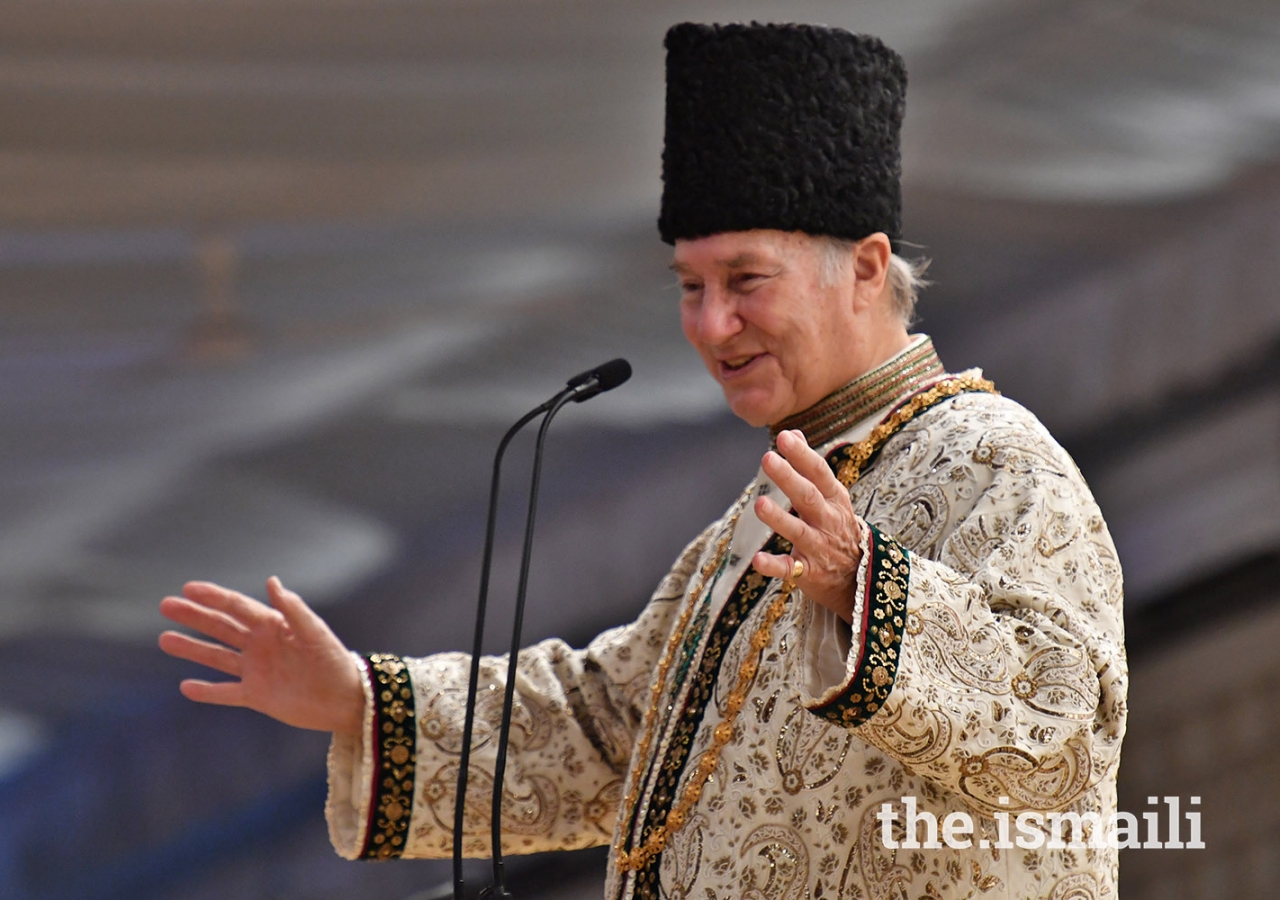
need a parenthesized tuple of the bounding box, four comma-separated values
(158, 577, 366, 736)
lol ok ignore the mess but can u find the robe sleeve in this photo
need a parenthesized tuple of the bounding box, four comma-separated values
(796, 399, 1127, 817)
(325, 515, 725, 860)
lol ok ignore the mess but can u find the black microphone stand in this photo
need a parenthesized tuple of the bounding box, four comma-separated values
(450, 403, 549, 900)
(451, 360, 630, 900)
(481, 387, 577, 900)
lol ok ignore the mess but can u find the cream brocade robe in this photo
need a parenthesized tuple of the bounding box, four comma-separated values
(326, 372, 1127, 900)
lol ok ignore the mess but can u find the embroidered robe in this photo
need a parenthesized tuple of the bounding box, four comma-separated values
(326, 361, 1127, 900)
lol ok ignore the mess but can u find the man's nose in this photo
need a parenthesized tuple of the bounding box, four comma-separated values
(693, 284, 743, 345)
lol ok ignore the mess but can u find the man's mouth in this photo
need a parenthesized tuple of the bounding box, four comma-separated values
(718, 354, 762, 375)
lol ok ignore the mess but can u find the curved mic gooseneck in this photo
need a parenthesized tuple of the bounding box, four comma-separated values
(450, 405, 543, 900)
(481, 387, 577, 900)
(451, 359, 631, 900)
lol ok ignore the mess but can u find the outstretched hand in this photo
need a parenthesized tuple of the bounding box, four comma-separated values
(158, 577, 365, 736)
(752, 429, 864, 624)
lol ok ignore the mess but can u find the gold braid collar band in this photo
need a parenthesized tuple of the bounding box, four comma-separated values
(614, 372, 998, 875)
(769, 336, 944, 449)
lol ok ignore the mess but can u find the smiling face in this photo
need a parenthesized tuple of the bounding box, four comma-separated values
(673, 229, 902, 427)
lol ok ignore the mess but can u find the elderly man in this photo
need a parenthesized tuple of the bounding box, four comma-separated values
(160, 22, 1127, 900)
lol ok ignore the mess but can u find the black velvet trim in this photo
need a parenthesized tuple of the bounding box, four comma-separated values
(624, 534, 790, 899)
(359, 653, 416, 860)
(807, 526, 909, 728)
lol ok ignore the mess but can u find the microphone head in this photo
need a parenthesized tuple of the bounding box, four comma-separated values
(594, 358, 632, 392)
(567, 357, 632, 401)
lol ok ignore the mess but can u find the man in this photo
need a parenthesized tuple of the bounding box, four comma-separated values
(160, 23, 1127, 900)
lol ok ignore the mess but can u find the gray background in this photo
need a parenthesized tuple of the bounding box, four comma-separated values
(1, 1, 1277, 897)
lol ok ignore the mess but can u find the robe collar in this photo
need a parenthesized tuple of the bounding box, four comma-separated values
(769, 334, 944, 448)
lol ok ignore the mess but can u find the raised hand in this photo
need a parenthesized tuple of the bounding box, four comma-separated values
(158, 577, 365, 736)
(752, 429, 864, 624)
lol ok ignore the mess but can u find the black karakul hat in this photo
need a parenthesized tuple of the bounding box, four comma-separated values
(659, 22, 907, 247)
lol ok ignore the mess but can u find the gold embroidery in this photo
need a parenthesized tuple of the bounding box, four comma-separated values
(770, 337, 945, 447)
(833, 375, 998, 486)
(615, 568, 799, 873)
(361, 653, 416, 860)
(610, 499, 745, 871)
(1012, 674, 1037, 699)
(615, 374, 999, 874)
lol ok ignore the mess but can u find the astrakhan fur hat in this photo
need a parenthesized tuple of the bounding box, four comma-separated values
(659, 22, 907, 248)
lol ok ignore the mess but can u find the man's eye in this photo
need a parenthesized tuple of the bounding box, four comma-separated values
(680, 282, 703, 294)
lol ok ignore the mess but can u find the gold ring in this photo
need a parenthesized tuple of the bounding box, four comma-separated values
(791, 558, 805, 581)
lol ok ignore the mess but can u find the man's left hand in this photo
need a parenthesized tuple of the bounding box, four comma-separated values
(753, 429, 863, 624)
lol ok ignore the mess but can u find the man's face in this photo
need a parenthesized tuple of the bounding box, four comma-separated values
(673, 230, 860, 428)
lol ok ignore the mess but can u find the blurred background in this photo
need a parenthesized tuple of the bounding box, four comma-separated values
(2, 1, 1279, 897)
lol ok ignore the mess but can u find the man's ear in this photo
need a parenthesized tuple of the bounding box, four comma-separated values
(852, 233, 892, 310)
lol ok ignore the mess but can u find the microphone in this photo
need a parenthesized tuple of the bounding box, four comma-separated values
(565, 357, 632, 402)
(451, 359, 631, 900)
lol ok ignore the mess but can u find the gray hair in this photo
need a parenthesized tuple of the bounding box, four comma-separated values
(815, 236, 929, 326)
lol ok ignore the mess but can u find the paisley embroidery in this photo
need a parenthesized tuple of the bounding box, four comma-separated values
(841, 798, 913, 900)
(419, 672, 552, 755)
(775, 706, 854, 794)
(341, 380, 1125, 900)
(739, 824, 810, 900)
(957, 736, 1093, 813)
(420, 761, 560, 841)
(908, 601, 1012, 695)
(627, 531, 791, 895)
(1047, 872, 1100, 900)
(660, 812, 706, 900)
(887, 482, 950, 557)
(1017, 645, 1099, 720)
(972, 425, 1070, 478)
(583, 779, 625, 835)
(856, 700, 953, 766)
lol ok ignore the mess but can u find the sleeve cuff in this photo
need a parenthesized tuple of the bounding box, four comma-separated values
(326, 652, 418, 861)
(804, 525, 910, 728)
(800, 519, 870, 701)
(326, 652, 376, 859)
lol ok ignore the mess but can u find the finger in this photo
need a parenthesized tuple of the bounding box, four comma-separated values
(159, 596, 250, 649)
(266, 576, 314, 633)
(752, 550, 795, 581)
(754, 494, 813, 551)
(183, 581, 276, 629)
(761, 449, 828, 522)
(179, 679, 248, 707)
(159, 630, 243, 677)
(776, 430, 847, 500)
